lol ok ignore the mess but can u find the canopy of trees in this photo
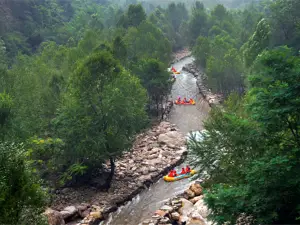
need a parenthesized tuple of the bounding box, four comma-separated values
(189, 0, 300, 224)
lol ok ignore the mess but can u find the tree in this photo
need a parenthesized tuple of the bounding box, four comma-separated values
(242, 18, 271, 67)
(54, 51, 148, 188)
(133, 58, 172, 118)
(127, 4, 146, 27)
(190, 47, 300, 225)
(269, 0, 300, 51)
(192, 36, 210, 67)
(125, 20, 172, 64)
(0, 142, 48, 225)
(187, 5, 208, 46)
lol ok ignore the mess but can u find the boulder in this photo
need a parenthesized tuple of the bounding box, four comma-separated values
(44, 208, 65, 225)
(171, 212, 180, 221)
(178, 198, 194, 217)
(140, 167, 149, 175)
(190, 196, 203, 204)
(138, 174, 152, 183)
(160, 205, 173, 212)
(190, 183, 203, 196)
(77, 203, 90, 218)
(154, 209, 167, 217)
(149, 166, 157, 172)
(194, 199, 209, 218)
(60, 205, 78, 219)
(185, 189, 195, 199)
(90, 211, 102, 219)
(158, 131, 184, 148)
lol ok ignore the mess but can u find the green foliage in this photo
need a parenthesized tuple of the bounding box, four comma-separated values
(192, 36, 210, 67)
(53, 51, 148, 185)
(0, 142, 48, 225)
(242, 18, 271, 67)
(190, 47, 300, 224)
(125, 20, 172, 64)
(133, 58, 172, 116)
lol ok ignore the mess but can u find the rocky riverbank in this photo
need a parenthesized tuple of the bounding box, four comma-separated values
(171, 48, 191, 64)
(182, 63, 223, 107)
(140, 181, 211, 225)
(45, 122, 188, 225)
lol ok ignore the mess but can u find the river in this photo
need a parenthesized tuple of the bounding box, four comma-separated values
(102, 56, 210, 225)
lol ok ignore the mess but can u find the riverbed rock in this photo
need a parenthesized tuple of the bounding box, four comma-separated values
(158, 131, 185, 147)
(44, 208, 65, 225)
(185, 189, 196, 199)
(194, 199, 209, 218)
(160, 205, 173, 212)
(60, 205, 78, 219)
(178, 198, 194, 217)
(190, 196, 203, 204)
(190, 183, 203, 196)
(171, 212, 180, 221)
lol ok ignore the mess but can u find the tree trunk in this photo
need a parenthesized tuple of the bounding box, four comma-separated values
(104, 156, 115, 191)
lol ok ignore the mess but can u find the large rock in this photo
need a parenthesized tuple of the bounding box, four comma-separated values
(44, 208, 65, 225)
(160, 205, 173, 212)
(185, 189, 195, 199)
(194, 199, 209, 218)
(190, 183, 203, 196)
(158, 131, 185, 147)
(60, 205, 78, 219)
(178, 198, 194, 217)
(171, 212, 180, 221)
(190, 196, 203, 204)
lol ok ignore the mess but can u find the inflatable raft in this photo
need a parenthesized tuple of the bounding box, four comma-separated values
(173, 71, 180, 74)
(164, 170, 197, 182)
(174, 99, 196, 105)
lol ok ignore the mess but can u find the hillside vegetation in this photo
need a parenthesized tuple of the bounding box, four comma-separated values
(1, 0, 300, 224)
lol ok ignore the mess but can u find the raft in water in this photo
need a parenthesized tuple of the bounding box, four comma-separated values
(174, 99, 196, 105)
(163, 170, 197, 182)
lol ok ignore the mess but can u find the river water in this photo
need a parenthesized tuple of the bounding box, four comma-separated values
(102, 57, 210, 225)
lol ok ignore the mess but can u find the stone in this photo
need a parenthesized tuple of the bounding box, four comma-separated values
(190, 196, 204, 204)
(178, 198, 194, 217)
(190, 183, 203, 196)
(44, 208, 65, 225)
(60, 205, 78, 219)
(77, 203, 90, 218)
(154, 209, 167, 217)
(149, 166, 157, 172)
(194, 199, 209, 218)
(140, 167, 149, 175)
(186, 218, 206, 225)
(171, 212, 180, 221)
(159, 217, 171, 224)
(185, 189, 195, 199)
(138, 174, 152, 183)
(90, 211, 102, 219)
(160, 205, 173, 212)
(158, 131, 184, 148)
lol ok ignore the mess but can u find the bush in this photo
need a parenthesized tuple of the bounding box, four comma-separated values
(0, 142, 48, 225)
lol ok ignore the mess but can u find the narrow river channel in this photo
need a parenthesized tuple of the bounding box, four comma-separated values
(102, 57, 210, 225)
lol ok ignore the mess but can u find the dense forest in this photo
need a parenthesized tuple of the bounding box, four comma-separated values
(1, 0, 300, 224)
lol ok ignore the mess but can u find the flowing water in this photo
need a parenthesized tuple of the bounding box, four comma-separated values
(102, 57, 210, 225)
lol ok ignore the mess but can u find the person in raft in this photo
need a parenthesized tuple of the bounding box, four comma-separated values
(168, 169, 177, 177)
(177, 96, 181, 103)
(180, 167, 186, 174)
(189, 98, 193, 103)
(186, 165, 191, 173)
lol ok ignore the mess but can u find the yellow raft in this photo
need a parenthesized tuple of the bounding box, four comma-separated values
(163, 170, 197, 182)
